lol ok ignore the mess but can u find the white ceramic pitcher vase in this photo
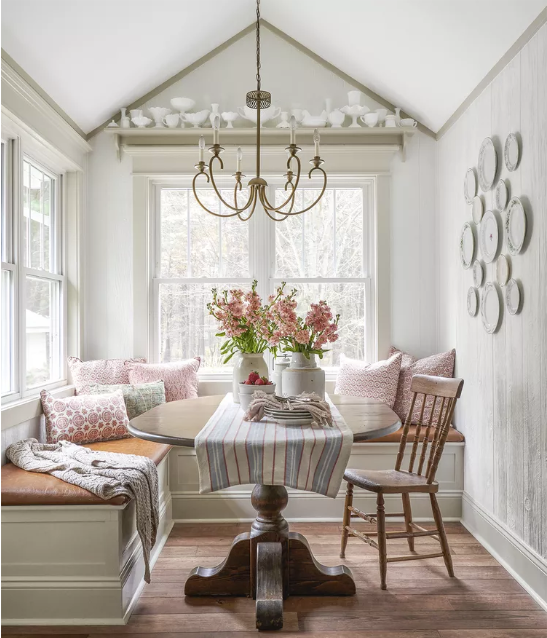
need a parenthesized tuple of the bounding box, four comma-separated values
(232, 353, 268, 403)
(281, 353, 325, 399)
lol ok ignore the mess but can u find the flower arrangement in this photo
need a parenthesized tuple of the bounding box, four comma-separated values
(208, 280, 285, 363)
(268, 285, 340, 359)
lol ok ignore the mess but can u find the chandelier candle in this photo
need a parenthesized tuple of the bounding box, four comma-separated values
(192, 0, 327, 222)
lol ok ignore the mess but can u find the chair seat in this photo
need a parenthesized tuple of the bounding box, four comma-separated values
(343, 468, 439, 494)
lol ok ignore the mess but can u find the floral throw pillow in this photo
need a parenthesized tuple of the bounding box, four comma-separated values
(41, 389, 131, 444)
(67, 356, 146, 393)
(126, 358, 201, 402)
(390, 346, 456, 424)
(334, 353, 403, 408)
(84, 381, 166, 420)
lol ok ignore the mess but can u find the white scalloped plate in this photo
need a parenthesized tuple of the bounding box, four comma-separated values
(478, 137, 497, 191)
(464, 168, 477, 204)
(481, 282, 501, 334)
(471, 196, 484, 224)
(505, 279, 521, 315)
(505, 197, 526, 255)
(479, 210, 499, 263)
(459, 222, 476, 269)
(504, 133, 520, 172)
(467, 287, 479, 317)
(496, 254, 511, 287)
(495, 179, 508, 211)
(472, 260, 484, 287)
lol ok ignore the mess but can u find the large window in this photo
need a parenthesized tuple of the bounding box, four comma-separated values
(152, 179, 374, 373)
(1, 141, 65, 402)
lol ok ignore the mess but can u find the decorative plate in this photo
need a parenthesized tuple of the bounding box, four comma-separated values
(505, 279, 521, 315)
(504, 133, 520, 172)
(472, 260, 484, 287)
(464, 168, 477, 204)
(471, 195, 484, 224)
(478, 137, 497, 191)
(459, 222, 476, 269)
(495, 179, 508, 211)
(505, 197, 526, 254)
(479, 210, 500, 263)
(496, 254, 511, 287)
(467, 287, 479, 317)
(481, 282, 501, 334)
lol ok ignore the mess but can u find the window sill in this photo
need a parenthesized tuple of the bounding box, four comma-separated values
(1, 384, 75, 430)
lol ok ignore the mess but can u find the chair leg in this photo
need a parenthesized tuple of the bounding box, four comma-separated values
(340, 482, 353, 558)
(376, 492, 387, 590)
(402, 493, 414, 552)
(430, 493, 454, 577)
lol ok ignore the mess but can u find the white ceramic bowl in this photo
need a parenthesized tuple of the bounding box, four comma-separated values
(131, 116, 152, 128)
(239, 382, 276, 413)
(238, 105, 281, 125)
(221, 111, 239, 128)
(182, 110, 210, 128)
(170, 97, 196, 112)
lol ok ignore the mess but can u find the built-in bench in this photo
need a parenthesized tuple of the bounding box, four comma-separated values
(1, 438, 173, 626)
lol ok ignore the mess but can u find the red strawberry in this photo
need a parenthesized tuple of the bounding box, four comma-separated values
(248, 371, 260, 384)
(244, 379, 253, 385)
(255, 378, 266, 385)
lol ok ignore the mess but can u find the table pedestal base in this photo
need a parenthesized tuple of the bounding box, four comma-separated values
(185, 485, 355, 630)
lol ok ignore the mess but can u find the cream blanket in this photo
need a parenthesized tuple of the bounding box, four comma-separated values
(6, 438, 159, 583)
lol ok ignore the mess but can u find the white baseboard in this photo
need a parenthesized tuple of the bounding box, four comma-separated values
(461, 492, 547, 612)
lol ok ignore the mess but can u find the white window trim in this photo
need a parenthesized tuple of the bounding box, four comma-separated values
(1, 136, 68, 406)
(146, 174, 377, 380)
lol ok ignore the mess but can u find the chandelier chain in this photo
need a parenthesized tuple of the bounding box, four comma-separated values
(256, 0, 261, 90)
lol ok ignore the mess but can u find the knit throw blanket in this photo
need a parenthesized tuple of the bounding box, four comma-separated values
(6, 438, 159, 583)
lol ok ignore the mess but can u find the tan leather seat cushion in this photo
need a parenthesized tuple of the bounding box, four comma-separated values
(364, 424, 464, 444)
(1, 438, 171, 507)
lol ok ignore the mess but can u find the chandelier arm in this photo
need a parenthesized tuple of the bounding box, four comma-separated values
(260, 156, 302, 213)
(192, 173, 244, 218)
(259, 187, 289, 222)
(238, 187, 258, 221)
(208, 156, 254, 213)
(262, 166, 327, 217)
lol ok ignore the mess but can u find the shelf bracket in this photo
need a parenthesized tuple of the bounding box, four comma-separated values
(113, 133, 121, 162)
(401, 133, 408, 163)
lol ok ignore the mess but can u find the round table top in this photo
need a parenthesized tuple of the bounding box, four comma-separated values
(128, 394, 401, 447)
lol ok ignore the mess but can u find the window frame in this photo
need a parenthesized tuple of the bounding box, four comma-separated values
(1, 137, 68, 405)
(149, 174, 376, 379)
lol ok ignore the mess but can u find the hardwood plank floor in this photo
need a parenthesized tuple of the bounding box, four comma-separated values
(3, 522, 546, 637)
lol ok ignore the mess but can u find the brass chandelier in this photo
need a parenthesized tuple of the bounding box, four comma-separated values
(193, 0, 327, 221)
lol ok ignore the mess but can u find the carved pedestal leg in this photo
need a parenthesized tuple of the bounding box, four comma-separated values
(256, 542, 284, 630)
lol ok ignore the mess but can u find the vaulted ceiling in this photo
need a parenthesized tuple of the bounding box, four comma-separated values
(2, 0, 546, 135)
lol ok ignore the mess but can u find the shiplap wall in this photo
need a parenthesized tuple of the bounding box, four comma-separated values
(436, 23, 547, 558)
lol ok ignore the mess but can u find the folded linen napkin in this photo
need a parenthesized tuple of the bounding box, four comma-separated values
(245, 391, 333, 426)
(6, 438, 159, 582)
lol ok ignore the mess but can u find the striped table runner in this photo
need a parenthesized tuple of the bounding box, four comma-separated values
(194, 394, 353, 498)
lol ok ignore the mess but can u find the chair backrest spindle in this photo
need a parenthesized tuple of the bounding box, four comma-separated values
(395, 375, 464, 483)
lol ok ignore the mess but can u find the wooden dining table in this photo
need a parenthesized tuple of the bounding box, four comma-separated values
(129, 394, 401, 630)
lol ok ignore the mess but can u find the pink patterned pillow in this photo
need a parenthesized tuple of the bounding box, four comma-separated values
(41, 390, 131, 444)
(126, 358, 201, 402)
(68, 356, 146, 393)
(390, 346, 456, 423)
(335, 353, 402, 408)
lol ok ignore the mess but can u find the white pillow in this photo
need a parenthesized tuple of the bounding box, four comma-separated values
(334, 353, 403, 408)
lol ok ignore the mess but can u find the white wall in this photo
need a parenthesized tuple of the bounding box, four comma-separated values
(436, 24, 547, 559)
(85, 27, 437, 362)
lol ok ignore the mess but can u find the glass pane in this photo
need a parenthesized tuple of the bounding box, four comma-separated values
(23, 160, 55, 272)
(2, 269, 13, 394)
(26, 277, 60, 388)
(335, 189, 364, 277)
(159, 282, 250, 370)
(275, 190, 304, 277)
(161, 188, 249, 278)
(286, 282, 366, 368)
(1, 142, 7, 263)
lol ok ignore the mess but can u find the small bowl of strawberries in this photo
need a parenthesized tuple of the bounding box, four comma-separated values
(239, 371, 275, 411)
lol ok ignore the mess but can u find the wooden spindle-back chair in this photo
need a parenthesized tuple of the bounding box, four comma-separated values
(340, 374, 464, 589)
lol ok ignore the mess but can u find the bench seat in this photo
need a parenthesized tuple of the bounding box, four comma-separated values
(1, 438, 171, 507)
(365, 424, 464, 444)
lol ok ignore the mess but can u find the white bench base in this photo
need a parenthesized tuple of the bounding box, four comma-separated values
(1, 456, 172, 626)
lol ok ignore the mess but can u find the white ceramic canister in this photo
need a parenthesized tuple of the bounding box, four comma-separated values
(281, 353, 325, 399)
(232, 353, 268, 403)
(272, 356, 291, 395)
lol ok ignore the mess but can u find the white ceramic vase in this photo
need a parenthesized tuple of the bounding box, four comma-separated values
(281, 353, 325, 399)
(232, 353, 269, 403)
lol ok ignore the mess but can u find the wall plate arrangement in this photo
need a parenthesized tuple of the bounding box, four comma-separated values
(467, 287, 479, 317)
(504, 133, 520, 171)
(505, 278, 521, 315)
(478, 210, 499, 263)
(472, 259, 484, 287)
(478, 137, 497, 191)
(496, 254, 511, 287)
(505, 196, 527, 254)
(481, 282, 501, 334)
(495, 179, 508, 211)
(464, 168, 477, 204)
(459, 221, 476, 269)
(471, 195, 484, 223)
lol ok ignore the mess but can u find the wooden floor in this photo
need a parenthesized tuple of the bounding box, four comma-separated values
(4, 521, 547, 637)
